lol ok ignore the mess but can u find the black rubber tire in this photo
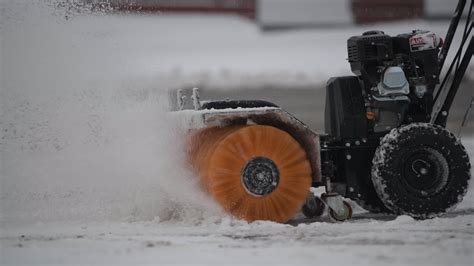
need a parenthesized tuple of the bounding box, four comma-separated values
(302, 193, 325, 218)
(371, 123, 471, 219)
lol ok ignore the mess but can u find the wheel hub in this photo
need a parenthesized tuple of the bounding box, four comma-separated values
(402, 147, 449, 196)
(241, 157, 279, 196)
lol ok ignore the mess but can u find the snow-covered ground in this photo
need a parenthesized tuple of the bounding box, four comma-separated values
(1, 1, 473, 265)
(2, 207, 474, 265)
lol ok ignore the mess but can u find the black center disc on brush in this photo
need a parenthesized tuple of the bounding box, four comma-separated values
(241, 157, 280, 196)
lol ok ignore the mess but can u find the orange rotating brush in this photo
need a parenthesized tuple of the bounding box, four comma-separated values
(187, 125, 312, 223)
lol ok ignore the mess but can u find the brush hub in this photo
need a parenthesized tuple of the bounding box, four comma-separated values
(241, 157, 280, 196)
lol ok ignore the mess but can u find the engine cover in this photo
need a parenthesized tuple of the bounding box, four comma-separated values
(376, 66, 410, 96)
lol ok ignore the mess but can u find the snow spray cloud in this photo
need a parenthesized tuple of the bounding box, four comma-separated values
(0, 1, 222, 225)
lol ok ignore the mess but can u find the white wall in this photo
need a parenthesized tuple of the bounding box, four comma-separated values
(425, 0, 458, 18)
(257, 0, 352, 29)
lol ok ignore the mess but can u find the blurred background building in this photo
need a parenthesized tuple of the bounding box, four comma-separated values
(83, 0, 458, 28)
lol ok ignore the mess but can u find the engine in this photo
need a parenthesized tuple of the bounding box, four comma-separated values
(347, 30, 442, 132)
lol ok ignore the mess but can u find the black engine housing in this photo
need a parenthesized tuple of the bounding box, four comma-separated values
(324, 76, 366, 140)
(323, 29, 444, 212)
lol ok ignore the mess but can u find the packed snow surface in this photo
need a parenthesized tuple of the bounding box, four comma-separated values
(1, 1, 473, 265)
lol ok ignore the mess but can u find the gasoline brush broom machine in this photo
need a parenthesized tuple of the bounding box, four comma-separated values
(172, 0, 473, 222)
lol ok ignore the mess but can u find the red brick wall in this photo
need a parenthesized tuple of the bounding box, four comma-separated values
(111, 0, 256, 18)
(351, 0, 424, 24)
(98, 0, 429, 24)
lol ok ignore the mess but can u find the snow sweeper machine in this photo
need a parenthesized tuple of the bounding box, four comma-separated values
(173, 0, 473, 223)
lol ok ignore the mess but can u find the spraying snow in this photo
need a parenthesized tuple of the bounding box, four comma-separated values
(0, 0, 222, 226)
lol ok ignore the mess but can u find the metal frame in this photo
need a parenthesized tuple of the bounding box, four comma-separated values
(432, 0, 473, 126)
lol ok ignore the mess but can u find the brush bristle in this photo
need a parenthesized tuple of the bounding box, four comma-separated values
(188, 125, 312, 223)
